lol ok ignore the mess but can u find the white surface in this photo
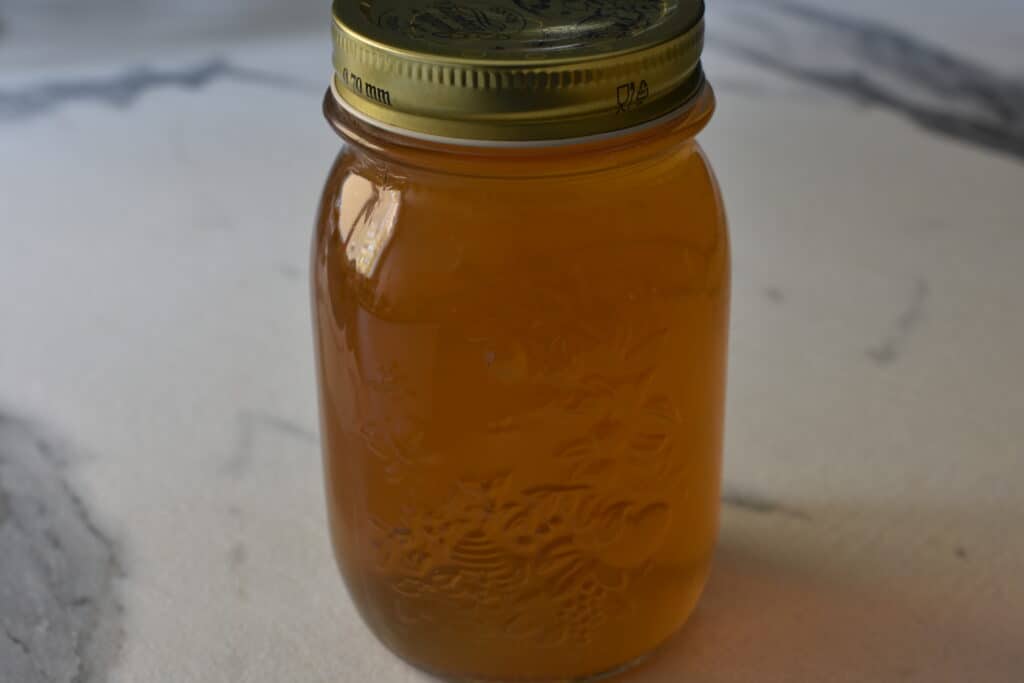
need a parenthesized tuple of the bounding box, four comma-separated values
(1, 3, 1023, 681)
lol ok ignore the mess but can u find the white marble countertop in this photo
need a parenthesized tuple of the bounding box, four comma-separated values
(2, 1, 1023, 681)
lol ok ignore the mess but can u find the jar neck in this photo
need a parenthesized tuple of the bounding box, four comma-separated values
(322, 84, 716, 179)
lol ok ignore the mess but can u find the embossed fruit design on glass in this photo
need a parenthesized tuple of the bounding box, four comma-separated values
(311, 1, 728, 680)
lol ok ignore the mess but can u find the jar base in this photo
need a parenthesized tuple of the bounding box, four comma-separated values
(385, 625, 681, 683)
(346, 560, 713, 682)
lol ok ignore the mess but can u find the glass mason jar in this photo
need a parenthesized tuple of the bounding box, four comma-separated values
(312, 2, 729, 680)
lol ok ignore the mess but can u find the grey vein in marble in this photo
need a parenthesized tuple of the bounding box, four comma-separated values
(722, 485, 810, 520)
(219, 411, 317, 478)
(0, 415, 121, 683)
(762, 286, 786, 303)
(867, 278, 928, 365)
(714, 2, 1024, 161)
(0, 58, 317, 122)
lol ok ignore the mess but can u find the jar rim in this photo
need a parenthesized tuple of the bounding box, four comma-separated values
(322, 81, 716, 181)
(327, 68, 706, 149)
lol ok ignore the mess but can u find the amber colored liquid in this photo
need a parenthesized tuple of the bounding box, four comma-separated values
(312, 88, 729, 681)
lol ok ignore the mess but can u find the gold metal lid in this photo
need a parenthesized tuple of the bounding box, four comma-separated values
(330, 0, 706, 142)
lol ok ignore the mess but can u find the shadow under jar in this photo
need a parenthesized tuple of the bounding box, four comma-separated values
(311, 1, 729, 680)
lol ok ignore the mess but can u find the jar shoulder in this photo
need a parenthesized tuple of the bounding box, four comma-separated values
(313, 142, 728, 322)
(316, 141, 726, 240)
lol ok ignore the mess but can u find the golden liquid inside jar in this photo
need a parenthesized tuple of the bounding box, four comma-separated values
(312, 2, 728, 680)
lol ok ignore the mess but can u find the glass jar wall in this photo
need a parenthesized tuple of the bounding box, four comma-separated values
(311, 82, 729, 680)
